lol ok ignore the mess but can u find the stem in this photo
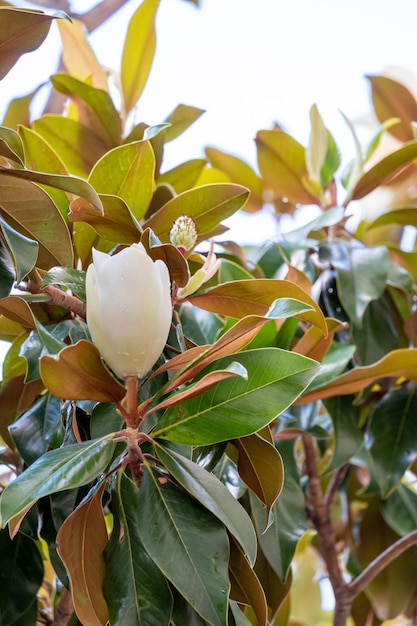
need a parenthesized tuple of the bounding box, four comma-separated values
(124, 376, 139, 428)
(52, 588, 73, 626)
(302, 434, 352, 626)
(21, 281, 86, 319)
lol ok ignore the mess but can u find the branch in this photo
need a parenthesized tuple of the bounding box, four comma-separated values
(72, 0, 133, 32)
(52, 588, 73, 626)
(349, 528, 417, 597)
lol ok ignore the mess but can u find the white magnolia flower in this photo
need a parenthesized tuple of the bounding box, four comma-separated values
(86, 243, 172, 379)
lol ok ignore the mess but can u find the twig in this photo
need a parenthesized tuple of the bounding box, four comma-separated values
(349, 528, 417, 597)
(22, 281, 86, 319)
(52, 588, 73, 626)
(324, 464, 349, 510)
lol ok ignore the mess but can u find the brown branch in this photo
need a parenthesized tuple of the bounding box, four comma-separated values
(302, 434, 351, 626)
(324, 464, 349, 510)
(349, 528, 417, 597)
(52, 588, 73, 626)
(22, 280, 86, 319)
(72, 0, 133, 32)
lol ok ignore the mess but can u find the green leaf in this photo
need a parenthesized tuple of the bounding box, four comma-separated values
(0, 435, 115, 528)
(121, 0, 160, 114)
(137, 462, 230, 626)
(251, 440, 307, 581)
(50, 73, 122, 147)
(0, 172, 73, 269)
(351, 139, 417, 200)
(144, 183, 249, 242)
(205, 146, 263, 213)
(154, 442, 257, 565)
(320, 242, 389, 327)
(32, 115, 109, 178)
(153, 348, 319, 445)
(104, 472, 173, 626)
(88, 141, 155, 221)
(57, 482, 109, 626)
(0, 216, 38, 282)
(382, 482, 417, 536)
(0, 126, 24, 164)
(282, 205, 345, 246)
(256, 129, 320, 205)
(0, 240, 14, 298)
(1, 87, 40, 130)
(0, 529, 43, 625)
(306, 104, 328, 186)
(164, 104, 205, 142)
(158, 158, 207, 194)
(323, 396, 363, 472)
(18, 125, 70, 221)
(367, 74, 417, 142)
(366, 207, 417, 231)
(41, 266, 86, 302)
(0, 6, 68, 80)
(368, 382, 417, 497)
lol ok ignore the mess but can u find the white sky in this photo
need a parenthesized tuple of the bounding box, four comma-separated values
(2, 0, 417, 243)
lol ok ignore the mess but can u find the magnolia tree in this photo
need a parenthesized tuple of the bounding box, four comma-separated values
(2, 2, 417, 626)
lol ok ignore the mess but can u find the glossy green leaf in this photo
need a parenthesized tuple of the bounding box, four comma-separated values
(0, 172, 73, 269)
(256, 129, 320, 205)
(41, 266, 86, 302)
(154, 442, 257, 565)
(88, 141, 155, 221)
(320, 242, 389, 327)
(0, 126, 24, 164)
(351, 139, 417, 200)
(104, 472, 173, 626)
(0, 216, 38, 282)
(368, 382, 417, 497)
(0, 529, 43, 625)
(144, 183, 249, 242)
(51, 73, 122, 147)
(367, 74, 417, 142)
(158, 159, 207, 194)
(69, 194, 141, 244)
(231, 432, 284, 517)
(382, 482, 417, 536)
(188, 279, 327, 335)
(0, 6, 68, 80)
(57, 481, 109, 626)
(137, 462, 229, 626)
(40, 340, 126, 404)
(32, 115, 109, 177)
(164, 104, 205, 142)
(0, 434, 115, 528)
(153, 348, 319, 445)
(121, 0, 160, 114)
(205, 147, 263, 213)
(18, 126, 70, 220)
(9, 393, 62, 465)
(323, 396, 363, 472)
(0, 374, 44, 450)
(251, 440, 307, 581)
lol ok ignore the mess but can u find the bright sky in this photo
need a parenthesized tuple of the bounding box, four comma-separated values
(2, 0, 417, 243)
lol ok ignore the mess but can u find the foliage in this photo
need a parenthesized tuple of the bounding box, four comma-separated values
(1, 2, 417, 626)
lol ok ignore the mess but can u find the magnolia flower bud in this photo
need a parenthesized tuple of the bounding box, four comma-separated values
(169, 215, 198, 253)
(86, 243, 172, 379)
